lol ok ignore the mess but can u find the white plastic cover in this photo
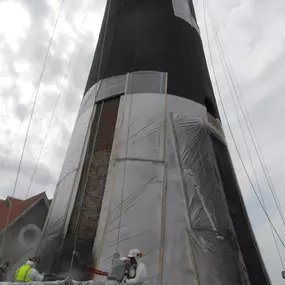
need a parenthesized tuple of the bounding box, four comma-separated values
(96, 75, 127, 103)
(172, 0, 200, 33)
(94, 92, 250, 285)
(37, 88, 98, 272)
(36, 71, 254, 284)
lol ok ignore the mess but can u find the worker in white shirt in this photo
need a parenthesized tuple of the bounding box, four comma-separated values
(123, 249, 146, 284)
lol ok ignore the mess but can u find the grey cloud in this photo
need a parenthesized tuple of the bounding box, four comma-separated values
(14, 103, 28, 121)
(0, 155, 55, 183)
(0, 154, 56, 199)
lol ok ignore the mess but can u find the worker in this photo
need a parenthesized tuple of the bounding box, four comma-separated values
(15, 256, 44, 282)
(0, 261, 9, 281)
(123, 249, 146, 284)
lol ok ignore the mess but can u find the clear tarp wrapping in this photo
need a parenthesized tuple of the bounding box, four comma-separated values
(94, 92, 250, 285)
(37, 87, 98, 272)
(34, 70, 261, 284)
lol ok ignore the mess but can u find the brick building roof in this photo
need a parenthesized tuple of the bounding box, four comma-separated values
(0, 192, 47, 231)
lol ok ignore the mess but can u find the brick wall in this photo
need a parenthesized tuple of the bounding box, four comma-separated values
(56, 97, 120, 280)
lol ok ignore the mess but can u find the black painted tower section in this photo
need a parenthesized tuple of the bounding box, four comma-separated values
(85, 0, 219, 118)
(84, 1, 271, 284)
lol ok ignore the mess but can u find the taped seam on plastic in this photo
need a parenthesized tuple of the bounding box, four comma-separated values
(115, 157, 164, 164)
(116, 80, 134, 252)
(128, 117, 163, 146)
(168, 112, 201, 285)
(95, 73, 130, 271)
(188, 174, 218, 233)
(108, 173, 157, 228)
(159, 72, 168, 285)
(128, 128, 163, 150)
(56, 168, 78, 187)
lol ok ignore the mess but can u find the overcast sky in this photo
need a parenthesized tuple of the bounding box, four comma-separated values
(0, 0, 285, 283)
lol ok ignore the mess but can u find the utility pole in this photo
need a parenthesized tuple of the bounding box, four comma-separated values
(38, 1, 271, 284)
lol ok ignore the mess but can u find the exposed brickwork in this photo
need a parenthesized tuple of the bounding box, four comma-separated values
(56, 98, 120, 279)
(78, 149, 111, 240)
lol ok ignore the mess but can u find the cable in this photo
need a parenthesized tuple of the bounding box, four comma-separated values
(67, 0, 103, 274)
(222, 34, 285, 224)
(206, 5, 285, 268)
(0, 0, 66, 258)
(0, 0, 78, 179)
(206, 8, 285, 268)
(202, 0, 285, 250)
(24, 3, 88, 200)
(36, 0, 86, 196)
(40, 91, 71, 194)
(40, 105, 67, 194)
(207, 8, 285, 228)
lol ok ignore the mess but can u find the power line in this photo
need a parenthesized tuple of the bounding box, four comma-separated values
(24, 2, 87, 200)
(208, 8, 285, 228)
(202, 0, 285, 251)
(216, 27, 285, 224)
(0, 0, 77, 177)
(32, 0, 85, 197)
(40, 104, 67, 194)
(205, 5, 285, 269)
(206, 8, 285, 268)
(0, 0, 67, 258)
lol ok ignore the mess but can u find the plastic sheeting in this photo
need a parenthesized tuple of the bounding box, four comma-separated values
(37, 70, 269, 284)
(94, 93, 250, 285)
(37, 87, 98, 272)
(172, 0, 200, 33)
(95, 72, 167, 103)
(36, 71, 167, 275)
(96, 75, 126, 103)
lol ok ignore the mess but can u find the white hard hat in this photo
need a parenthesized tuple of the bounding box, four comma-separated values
(128, 249, 144, 258)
